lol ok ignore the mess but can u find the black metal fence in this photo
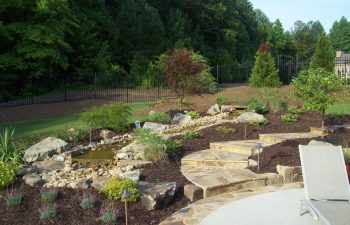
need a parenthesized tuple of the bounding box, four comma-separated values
(0, 74, 176, 107)
(212, 58, 309, 85)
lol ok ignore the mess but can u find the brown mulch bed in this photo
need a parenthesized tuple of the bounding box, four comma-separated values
(1, 112, 350, 225)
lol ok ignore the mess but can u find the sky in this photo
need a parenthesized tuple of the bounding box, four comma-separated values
(249, 0, 350, 32)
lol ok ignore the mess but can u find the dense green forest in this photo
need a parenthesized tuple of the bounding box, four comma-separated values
(0, 0, 349, 101)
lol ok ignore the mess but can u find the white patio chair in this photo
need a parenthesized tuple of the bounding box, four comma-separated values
(299, 145, 350, 225)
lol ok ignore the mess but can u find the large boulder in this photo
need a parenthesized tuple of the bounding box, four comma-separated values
(24, 137, 69, 163)
(120, 170, 140, 183)
(207, 104, 220, 116)
(100, 129, 116, 139)
(235, 112, 265, 123)
(171, 113, 192, 125)
(137, 181, 177, 211)
(118, 142, 146, 160)
(92, 176, 110, 191)
(143, 122, 167, 133)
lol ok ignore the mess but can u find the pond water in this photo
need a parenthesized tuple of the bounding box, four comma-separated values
(73, 143, 127, 160)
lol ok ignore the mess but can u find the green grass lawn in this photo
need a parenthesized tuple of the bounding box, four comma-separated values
(1, 101, 154, 138)
(326, 103, 350, 115)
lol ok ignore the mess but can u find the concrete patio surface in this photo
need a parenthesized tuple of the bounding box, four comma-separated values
(199, 188, 326, 225)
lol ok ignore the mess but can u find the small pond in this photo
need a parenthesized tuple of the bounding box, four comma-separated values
(73, 143, 128, 161)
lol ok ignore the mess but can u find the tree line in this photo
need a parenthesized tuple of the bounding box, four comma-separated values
(0, 0, 350, 101)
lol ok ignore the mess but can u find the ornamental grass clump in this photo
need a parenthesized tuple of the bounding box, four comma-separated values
(41, 188, 58, 203)
(0, 127, 22, 165)
(99, 200, 121, 224)
(5, 188, 22, 207)
(39, 203, 57, 220)
(80, 191, 96, 210)
(184, 131, 202, 139)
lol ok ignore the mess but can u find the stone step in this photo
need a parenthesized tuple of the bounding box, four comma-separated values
(259, 132, 321, 143)
(210, 140, 275, 154)
(181, 165, 267, 198)
(181, 149, 249, 169)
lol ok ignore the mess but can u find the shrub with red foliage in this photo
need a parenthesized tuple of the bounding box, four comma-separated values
(258, 43, 270, 55)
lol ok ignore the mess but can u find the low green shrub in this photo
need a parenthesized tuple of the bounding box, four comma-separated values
(184, 131, 202, 139)
(39, 203, 56, 220)
(57, 127, 89, 144)
(0, 127, 22, 164)
(41, 189, 58, 203)
(101, 177, 140, 202)
(281, 113, 300, 123)
(247, 99, 267, 114)
(216, 95, 229, 107)
(216, 126, 236, 134)
(249, 118, 269, 126)
(148, 111, 170, 123)
(5, 188, 21, 207)
(0, 162, 16, 189)
(80, 103, 131, 132)
(186, 111, 200, 119)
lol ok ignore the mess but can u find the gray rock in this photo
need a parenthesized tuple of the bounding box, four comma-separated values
(100, 129, 116, 139)
(143, 122, 167, 133)
(307, 140, 334, 146)
(171, 113, 192, 125)
(235, 112, 265, 123)
(207, 104, 220, 116)
(92, 176, 110, 191)
(23, 173, 42, 186)
(51, 154, 65, 161)
(137, 181, 177, 211)
(184, 184, 203, 202)
(120, 170, 140, 182)
(89, 142, 97, 149)
(69, 179, 92, 189)
(41, 172, 54, 183)
(17, 165, 39, 176)
(118, 160, 152, 168)
(66, 146, 87, 157)
(24, 137, 69, 163)
(220, 105, 236, 113)
(116, 151, 134, 160)
(32, 160, 65, 173)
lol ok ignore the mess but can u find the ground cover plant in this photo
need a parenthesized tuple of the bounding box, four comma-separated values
(101, 177, 140, 202)
(147, 111, 170, 123)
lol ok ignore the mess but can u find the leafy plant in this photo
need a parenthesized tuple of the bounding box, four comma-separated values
(80, 103, 131, 132)
(133, 128, 168, 161)
(148, 111, 170, 123)
(99, 200, 121, 224)
(101, 177, 140, 202)
(292, 68, 344, 125)
(0, 127, 22, 164)
(80, 191, 96, 210)
(259, 88, 288, 112)
(41, 188, 58, 203)
(165, 139, 182, 159)
(5, 188, 22, 207)
(247, 98, 267, 114)
(216, 126, 236, 134)
(343, 148, 350, 164)
(281, 113, 300, 122)
(161, 48, 216, 109)
(0, 162, 16, 189)
(249, 43, 281, 88)
(186, 111, 200, 119)
(39, 203, 56, 220)
(216, 95, 229, 107)
(249, 118, 269, 126)
(57, 127, 89, 144)
(184, 131, 202, 139)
